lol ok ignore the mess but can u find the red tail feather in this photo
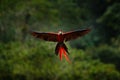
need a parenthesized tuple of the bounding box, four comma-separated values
(58, 47, 71, 63)
(59, 47, 62, 60)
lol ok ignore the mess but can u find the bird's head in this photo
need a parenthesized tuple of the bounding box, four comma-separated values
(58, 30, 63, 35)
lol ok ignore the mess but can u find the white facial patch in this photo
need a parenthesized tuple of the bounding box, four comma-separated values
(58, 31, 62, 35)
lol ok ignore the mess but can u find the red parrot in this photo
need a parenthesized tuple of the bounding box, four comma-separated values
(31, 28, 90, 63)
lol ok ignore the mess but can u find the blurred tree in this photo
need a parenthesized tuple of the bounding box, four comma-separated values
(86, 42, 120, 71)
(97, 3, 120, 44)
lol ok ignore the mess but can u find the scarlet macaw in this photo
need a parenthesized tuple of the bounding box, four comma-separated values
(31, 28, 90, 63)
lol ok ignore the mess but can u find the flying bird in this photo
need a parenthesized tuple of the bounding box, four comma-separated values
(31, 28, 91, 63)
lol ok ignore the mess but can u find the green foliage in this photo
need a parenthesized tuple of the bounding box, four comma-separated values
(96, 3, 120, 43)
(86, 39, 120, 71)
(98, 3, 120, 30)
(0, 0, 120, 80)
(0, 42, 120, 80)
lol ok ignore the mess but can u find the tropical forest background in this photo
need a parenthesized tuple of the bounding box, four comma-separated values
(0, 0, 120, 80)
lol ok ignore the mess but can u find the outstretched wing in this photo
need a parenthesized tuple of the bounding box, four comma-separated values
(63, 28, 91, 41)
(31, 31, 58, 42)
